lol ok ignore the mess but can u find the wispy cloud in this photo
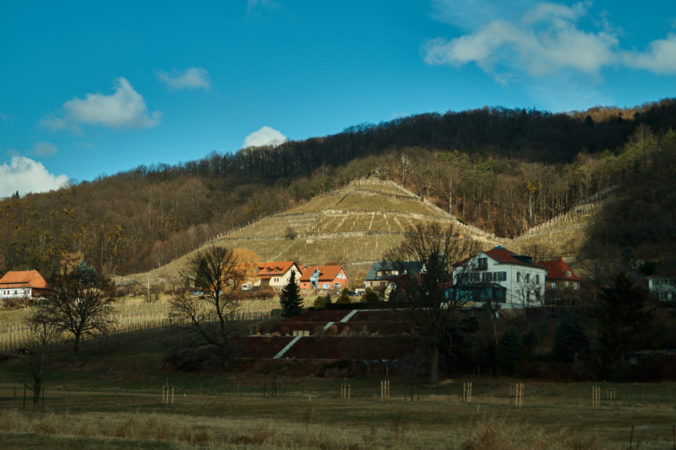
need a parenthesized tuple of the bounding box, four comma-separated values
(425, 1, 676, 78)
(247, 0, 279, 16)
(243, 126, 287, 148)
(156, 67, 211, 91)
(30, 141, 58, 157)
(40, 77, 161, 131)
(0, 156, 69, 198)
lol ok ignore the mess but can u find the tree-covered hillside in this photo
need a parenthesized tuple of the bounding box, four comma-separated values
(1, 99, 675, 277)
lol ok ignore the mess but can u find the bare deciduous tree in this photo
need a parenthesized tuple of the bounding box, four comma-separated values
(171, 246, 242, 359)
(24, 312, 61, 404)
(31, 261, 114, 354)
(385, 222, 478, 383)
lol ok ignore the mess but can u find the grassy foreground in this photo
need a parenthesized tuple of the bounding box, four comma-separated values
(1, 373, 675, 449)
(0, 322, 674, 449)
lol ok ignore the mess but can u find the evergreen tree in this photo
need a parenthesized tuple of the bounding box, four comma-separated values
(280, 271, 303, 317)
(497, 326, 521, 375)
(552, 313, 589, 364)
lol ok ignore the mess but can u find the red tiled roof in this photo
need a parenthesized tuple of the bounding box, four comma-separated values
(484, 247, 545, 269)
(536, 257, 580, 281)
(0, 270, 49, 289)
(299, 265, 346, 282)
(256, 261, 298, 279)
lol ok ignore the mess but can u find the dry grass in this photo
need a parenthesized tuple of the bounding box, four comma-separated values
(0, 408, 606, 449)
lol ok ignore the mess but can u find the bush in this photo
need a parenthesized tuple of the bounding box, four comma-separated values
(313, 295, 330, 309)
(361, 288, 379, 304)
(336, 289, 351, 305)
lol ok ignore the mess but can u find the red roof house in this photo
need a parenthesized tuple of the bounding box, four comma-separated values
(255, 261, 301, 289)
(299, 265, 349, 291)
(0, 270, 49, 300)
(536, 257, 580, 289)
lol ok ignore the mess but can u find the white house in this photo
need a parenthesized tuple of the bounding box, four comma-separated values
(255, 261, 301, 290)
(0, 270, 49, 301)
(648, 275, 676, 302)
(453, 246, 547, 308)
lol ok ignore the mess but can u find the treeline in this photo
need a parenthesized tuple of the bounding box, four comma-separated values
(0, 100, 675, 277)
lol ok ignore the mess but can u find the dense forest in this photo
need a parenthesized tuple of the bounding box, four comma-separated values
(1, 99, 675, 277)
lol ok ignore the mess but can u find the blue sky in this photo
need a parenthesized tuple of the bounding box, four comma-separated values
(1, 0, 675, 196)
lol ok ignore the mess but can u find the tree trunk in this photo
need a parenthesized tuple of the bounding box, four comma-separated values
(33, 380, 42, 405)
(429, 342, 439, 384)
(73, 333, 81, 353)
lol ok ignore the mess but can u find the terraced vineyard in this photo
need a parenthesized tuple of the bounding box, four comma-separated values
(119, 178, 602, 288)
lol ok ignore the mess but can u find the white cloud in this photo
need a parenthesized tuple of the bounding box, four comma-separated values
(41, 77, 161, 131)
(156, 67, 211, 91)
(243, 126, 287, 148)
(425, 1, 676, 78)
(30, 141, 58, 157)
(247, 0, 279, 15)
(0, 156, 69, 198)
(621, 34, 676, 74)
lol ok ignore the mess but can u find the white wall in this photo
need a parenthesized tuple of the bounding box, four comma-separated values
(454, 252, 546, 308)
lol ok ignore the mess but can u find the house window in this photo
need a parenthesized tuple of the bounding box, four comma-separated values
(323, 283, 330, 289)
(496, 272, 506, 281)
(525, 273, 530, 282)
(477, 258, 487, 270)
(564, 281, 569, 288)
(481, 272, 492, 282)
(334, 282, 340, 289)
(551, 282, 556, 288)
(566, 270, 571, 277)
(517, 273, 521, 282)
(535, 274, 540, 284)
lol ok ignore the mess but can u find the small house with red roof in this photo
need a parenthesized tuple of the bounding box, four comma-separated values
(255, 261, 301, 290)
(453, 246, 547, 308)
(299, 265, 349, 291)
(0, 270, 49, 300)
(537, 257, 580, 290)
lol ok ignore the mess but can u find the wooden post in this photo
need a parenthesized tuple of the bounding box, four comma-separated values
(462, 382, 472, 403)
(23, 384, 26, 410)
(41, 386, 45, 411)
(514, 383, 524, 408)
(592, 386, 601, 408)
(380, 379, 390, 403)
(629, 424, 634, 449)
(605, 388, 616, 401)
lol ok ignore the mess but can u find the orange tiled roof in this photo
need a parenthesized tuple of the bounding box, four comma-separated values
(299, 265, 345, 282)
(0, 270, 49, 289)
(536, 257, 580, 282)
(256, 261, 297, 279)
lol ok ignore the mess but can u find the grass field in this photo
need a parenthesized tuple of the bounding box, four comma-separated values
(1, 371, 675, 449)
(0, 316, 675, 449)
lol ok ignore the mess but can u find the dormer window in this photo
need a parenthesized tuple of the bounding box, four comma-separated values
(566, 270, 571, 277)
(477, 258, 487, 270)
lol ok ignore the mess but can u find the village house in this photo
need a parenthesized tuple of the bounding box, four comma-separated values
(0, 270, 49, 302)
(255, 261, 301, 290)
(647, 273, 676, 302)
(298, 265, 349, 291)
(363, 261, 423, 289)
(453, 246, 547, 308)
(537, 257, 580, 290)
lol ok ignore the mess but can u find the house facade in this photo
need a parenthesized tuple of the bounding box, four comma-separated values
(537, 257, 580, 290)
(299, 265, 349, 291)
(363, 261, 423, 289)
(0, 270, 49, 300)
(453, 246, 547, 308)
(255, 261, 301, 290)
(648, 275, 676, 302)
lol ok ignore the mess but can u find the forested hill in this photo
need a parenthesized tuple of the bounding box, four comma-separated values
(1, 99, 675, 277)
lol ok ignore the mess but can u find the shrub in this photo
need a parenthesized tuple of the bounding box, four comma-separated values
(361, 288, 379, 303)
